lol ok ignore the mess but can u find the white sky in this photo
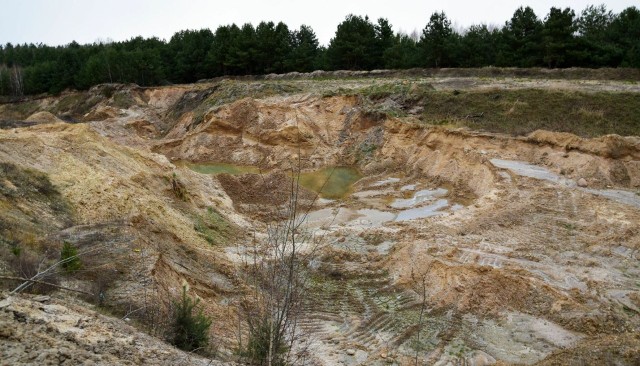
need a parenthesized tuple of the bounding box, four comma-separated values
(0, 0, 637, 47)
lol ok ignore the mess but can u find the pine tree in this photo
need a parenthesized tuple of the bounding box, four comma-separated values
(419, 12, 459, 67)
(171, 287, 212, 353)
(542, 7, 577, 68)
(60, 241, 81, 273)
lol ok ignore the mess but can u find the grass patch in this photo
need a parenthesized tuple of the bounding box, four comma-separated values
(193, 207, 230, 245)
(0, 101, 40, 120)
(51, 93, 102, 118)
(111, 91, 136, 109)
(358, 81, 434, 100)
(0, 163, 73, 249)
(172, 80, 303, 130)
(417, 89, 640, 137)
(324, 81, 640, 137)
(0, 162, 71, 213)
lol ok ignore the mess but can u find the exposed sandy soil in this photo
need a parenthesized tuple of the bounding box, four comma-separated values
(0, 292, 233, 365)
(0, 76, 639, 365)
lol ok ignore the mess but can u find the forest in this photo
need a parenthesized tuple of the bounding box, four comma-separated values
(0, 5, 638, 96)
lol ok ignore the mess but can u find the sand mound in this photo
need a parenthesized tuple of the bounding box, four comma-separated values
(82, 106, 121, 121)
(217, 171, 316, 220)
(25, 111, 64, 124)
(528, 129, 640, 159)
(420, 261, 568, 316)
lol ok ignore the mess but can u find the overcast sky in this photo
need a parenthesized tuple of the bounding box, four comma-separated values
(0, 0, 637, 47)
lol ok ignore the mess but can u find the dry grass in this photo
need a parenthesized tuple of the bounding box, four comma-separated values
(416, 89, 640, 137)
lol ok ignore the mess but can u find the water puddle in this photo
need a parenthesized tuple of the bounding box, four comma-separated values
(395, 198, 450, 221)
(390, 188, 448, 209)
(371, 177, 401, 187)
(400, 184, 417, 191)
(491, 158, 640, 209)
(352, 190, 387, 198)
(582, 188, 640, 209)
(304, 207, 395, 228)
(304, 177, 467, 228)
(298, 167, 362, 199)
(353, 209, 397, 226)
(490, 159, 573, 186)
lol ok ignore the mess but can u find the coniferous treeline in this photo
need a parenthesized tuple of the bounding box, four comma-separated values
(1, 5, 638, 96)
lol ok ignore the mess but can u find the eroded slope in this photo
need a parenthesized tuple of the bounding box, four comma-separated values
(1, 76, 639, 365)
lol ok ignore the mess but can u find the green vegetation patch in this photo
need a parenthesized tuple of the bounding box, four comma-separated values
(0, 162, 71, 214)
(193, 207, 231, 245)
(60, 241, 81, 273)
(330, 83, 640, 138)
(188, 81, 303, 127)
(170, 287, 212, 353)
(110, 91, 136, 109)
(51, 93, 102, 118)
(417, 89, 640, 137)
(0, 100, 40, 120)
(0, 163, 73, 249)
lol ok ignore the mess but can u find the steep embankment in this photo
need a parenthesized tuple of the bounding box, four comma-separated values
(0, 121, 246, 353)
(0, 292, 231, 365)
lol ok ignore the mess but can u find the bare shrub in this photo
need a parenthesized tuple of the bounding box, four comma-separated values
(8, 251, 60, 294)
(236, 160, 326, 365)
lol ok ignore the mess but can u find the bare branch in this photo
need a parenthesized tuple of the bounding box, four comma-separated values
(1, 276, 94, 296)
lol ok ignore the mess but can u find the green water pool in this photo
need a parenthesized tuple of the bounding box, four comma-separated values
(184, 162, 361, 200)
(297, 166, 362, 199)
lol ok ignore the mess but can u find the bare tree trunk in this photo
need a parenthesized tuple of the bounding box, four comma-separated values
(0, 276, 94, 296)
(11, 65, 24, 97)
(415, 275, 427, 366)
(106, 58, 113, 83)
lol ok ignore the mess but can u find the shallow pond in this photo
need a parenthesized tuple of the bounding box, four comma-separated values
(297, 167, 362, 199)
(184, 162, 362, 200)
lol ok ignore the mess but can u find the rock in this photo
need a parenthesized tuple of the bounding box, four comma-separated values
(577, 178, 588, 187)
(467, 350, 496, 365)
(33, 295, 51, 303)
(346, 349, 356, 356)
(0, 296, 13, 309)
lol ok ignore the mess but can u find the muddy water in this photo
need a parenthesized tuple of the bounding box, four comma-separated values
(185, 162, 363, 199)
(186, 162, 466, 224)
(305, 183, 464, 229)
(298, 166, 362, 199)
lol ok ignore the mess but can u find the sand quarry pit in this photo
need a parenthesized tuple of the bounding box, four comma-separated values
(1, 74, 639, 365)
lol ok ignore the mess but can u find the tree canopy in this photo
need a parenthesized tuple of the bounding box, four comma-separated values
(1, 5, 639, 96)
